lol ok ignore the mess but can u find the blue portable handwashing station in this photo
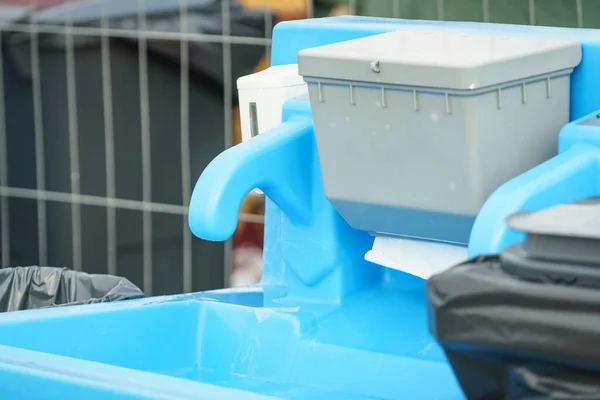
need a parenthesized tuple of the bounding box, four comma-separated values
(1, 16, 600, 399)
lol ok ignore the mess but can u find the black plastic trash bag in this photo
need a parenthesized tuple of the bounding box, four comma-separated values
(0, 266, 144, 312)
(428, 198, 600, 400)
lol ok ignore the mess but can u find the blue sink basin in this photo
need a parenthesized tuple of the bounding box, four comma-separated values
(0, 274, 463, 400)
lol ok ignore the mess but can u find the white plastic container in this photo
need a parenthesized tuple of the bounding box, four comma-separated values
(237, 64, 308, 142)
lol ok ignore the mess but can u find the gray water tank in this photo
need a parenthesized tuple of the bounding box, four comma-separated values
(299, 29, 581, 244)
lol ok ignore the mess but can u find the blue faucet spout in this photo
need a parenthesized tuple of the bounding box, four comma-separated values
(189, 117, 315, 242)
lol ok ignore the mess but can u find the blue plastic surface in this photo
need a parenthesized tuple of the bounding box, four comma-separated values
(2, 16, 600, 400)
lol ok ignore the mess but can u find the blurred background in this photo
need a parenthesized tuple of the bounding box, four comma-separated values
(0, 0, 594, 295)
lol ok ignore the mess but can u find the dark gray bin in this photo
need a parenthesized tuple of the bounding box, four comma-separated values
(0, 0, 271, 294)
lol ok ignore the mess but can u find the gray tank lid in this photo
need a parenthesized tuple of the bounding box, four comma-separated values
(298, 29, 582, 91)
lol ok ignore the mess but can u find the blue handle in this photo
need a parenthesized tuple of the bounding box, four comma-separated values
(189, 118, 314, 242)
(469, 145, 600, 257)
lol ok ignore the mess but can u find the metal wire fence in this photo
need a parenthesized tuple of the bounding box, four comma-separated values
(0, 0, 589, 296)
(319, 0, 595, 27)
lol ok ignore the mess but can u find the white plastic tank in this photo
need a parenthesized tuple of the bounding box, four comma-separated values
(237, 64, 308, 142)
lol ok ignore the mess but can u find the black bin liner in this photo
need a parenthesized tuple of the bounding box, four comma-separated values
(428, 198, 600, 400)
(0, 266, 144, 312)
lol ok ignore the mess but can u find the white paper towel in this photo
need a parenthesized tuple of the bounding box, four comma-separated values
(365, 235, 468, 279)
